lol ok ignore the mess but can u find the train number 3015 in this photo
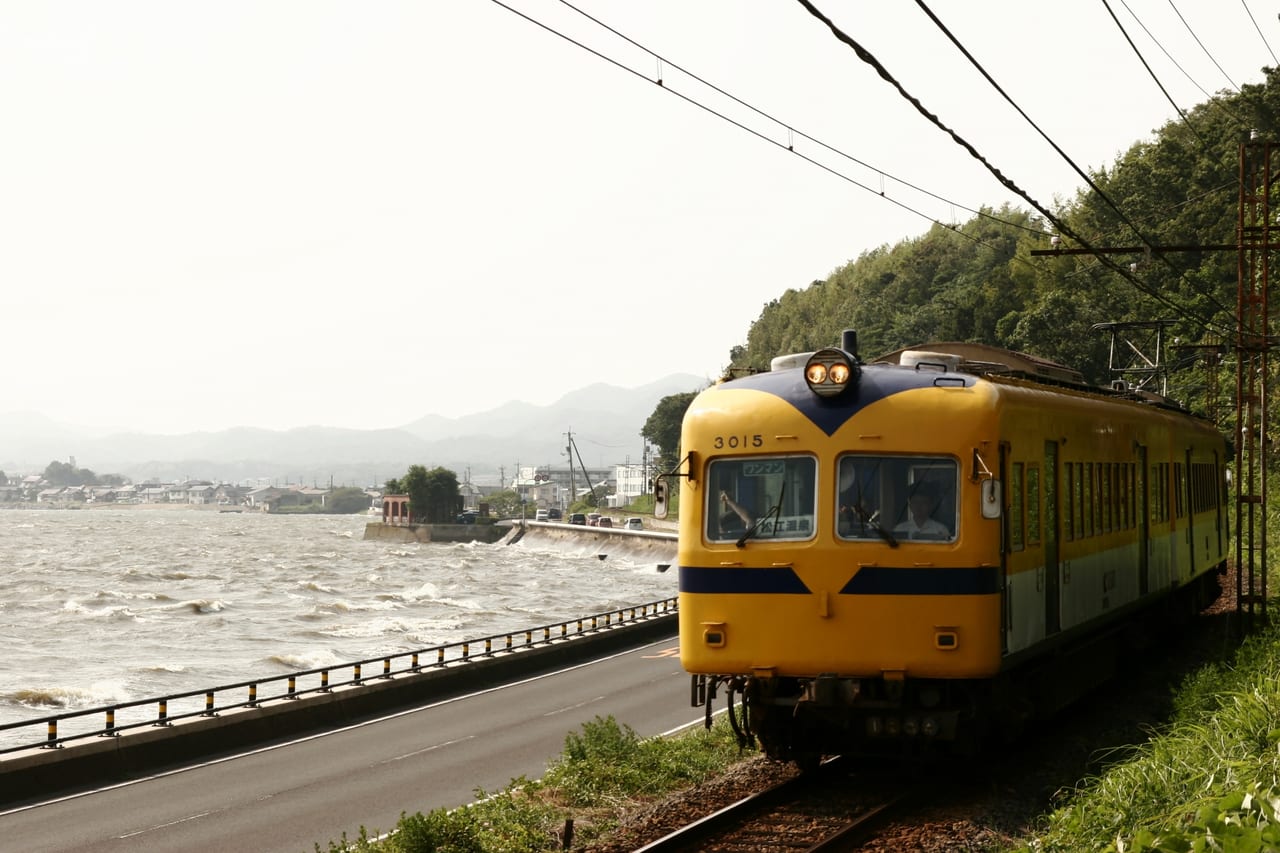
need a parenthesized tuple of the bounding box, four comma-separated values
(713, 434, 764, 449)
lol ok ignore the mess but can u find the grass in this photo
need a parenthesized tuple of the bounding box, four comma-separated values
(1016, 624, 1280, 852)
(314, 714, 748, 852)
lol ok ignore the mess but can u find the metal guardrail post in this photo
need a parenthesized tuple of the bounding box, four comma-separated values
(156, 699, 171, 727)
(102, 708, 118, 737)
(203, 691, 217, 716)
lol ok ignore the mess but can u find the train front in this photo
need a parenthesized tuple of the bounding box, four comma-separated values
(674, 340, 1006, 763)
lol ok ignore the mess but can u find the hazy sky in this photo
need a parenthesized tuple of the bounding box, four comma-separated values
(4, 1, 1276, 434)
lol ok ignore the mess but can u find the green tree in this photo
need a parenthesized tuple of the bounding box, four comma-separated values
(326, 487, 373, 514)
(43, 460, 98, 486)
(400, 464, 461, 523)
(642, 391, 699, 474)
(483, 489, 523, 518)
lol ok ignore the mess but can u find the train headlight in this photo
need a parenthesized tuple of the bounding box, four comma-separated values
(804, 348, 860, 398)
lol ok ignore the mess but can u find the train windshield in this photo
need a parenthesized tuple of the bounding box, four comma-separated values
(837, 455, 958, 543)
(706, 456, 817, 543)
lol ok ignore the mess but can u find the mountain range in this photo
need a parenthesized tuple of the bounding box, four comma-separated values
(0, 373, 707, 487)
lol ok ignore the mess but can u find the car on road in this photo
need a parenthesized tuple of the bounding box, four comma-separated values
(534, 509, 550, 522)
(624, 517, 644, 531)
(597, 517, 612, 528)
(568, 513, 587, 525)
(547, 508, 562, 520)
(455, 511, 478, 524)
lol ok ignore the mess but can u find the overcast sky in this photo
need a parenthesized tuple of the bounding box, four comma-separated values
(4, 1, 1276, 434)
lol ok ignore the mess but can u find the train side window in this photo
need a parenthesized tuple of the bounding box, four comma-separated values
(1083, 462, 1094, 538)
(1102, 462, 1113, 533)
(1064, 461, 1075, 540)
(1026, 464, 1041, 546)
(1010, 463, 1024, 551)
(1073, 462, 1084, 539)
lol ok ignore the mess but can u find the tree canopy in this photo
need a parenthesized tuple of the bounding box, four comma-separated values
(396, 464, 461, 523)
(714, 69, 1280, 432)
(642, 391, 699, 474)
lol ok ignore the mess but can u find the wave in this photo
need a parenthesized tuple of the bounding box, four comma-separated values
(4, 681, 129, 710)
(266, 651, 344, 670)
(174, 598, 225, 614)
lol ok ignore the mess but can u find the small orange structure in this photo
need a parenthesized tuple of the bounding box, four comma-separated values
(382, 495, 411, 525)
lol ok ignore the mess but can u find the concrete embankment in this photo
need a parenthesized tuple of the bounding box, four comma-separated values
(364, 520, 678, 566)
(0, 612, 677, 807)
(502, 522, 677, 565)
(363, 520, 508, 544)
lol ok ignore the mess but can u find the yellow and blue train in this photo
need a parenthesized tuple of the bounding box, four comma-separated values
(663, 331, 1228, 764)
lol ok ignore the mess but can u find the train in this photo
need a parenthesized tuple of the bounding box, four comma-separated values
(656, 331, 1228, 766)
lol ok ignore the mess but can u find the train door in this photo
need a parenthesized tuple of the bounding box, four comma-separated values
(1044, 440, 1061, 635)
(999, 442, 1011, 654)
(1137, 444, 1149, 595)
(1184, 449, 1195, 581)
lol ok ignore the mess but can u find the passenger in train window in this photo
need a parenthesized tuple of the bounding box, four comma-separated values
(893, 482, 951, 540)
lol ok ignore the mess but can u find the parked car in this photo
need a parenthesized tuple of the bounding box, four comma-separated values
(568, 513, 587, 525)
(624, 517, 644, 531)
(547, 507, 562, 520)
(534, 509, 550, 522)
(455, 510, 478, 524)
(586, 512, 602, 527)
(596, 516, 612, 528)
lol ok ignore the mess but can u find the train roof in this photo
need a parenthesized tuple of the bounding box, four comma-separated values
(873, 342, 1084, 385)
(871, 341, 1189, 412)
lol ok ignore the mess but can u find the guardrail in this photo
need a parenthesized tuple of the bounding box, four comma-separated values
(1, 597, 678, 756)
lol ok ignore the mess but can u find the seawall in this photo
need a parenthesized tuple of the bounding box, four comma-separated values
(364, 519, 679, 566)
(363, 521, 508, 544)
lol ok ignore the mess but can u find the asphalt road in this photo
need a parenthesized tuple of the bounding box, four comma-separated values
(3, 634, 694, 852)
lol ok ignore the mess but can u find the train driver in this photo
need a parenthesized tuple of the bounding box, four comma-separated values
(719, 490, 753, 532)
(893, 482, 950, 540)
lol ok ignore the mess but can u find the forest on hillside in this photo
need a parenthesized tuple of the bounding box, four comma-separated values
(725, 67, 1280, 424)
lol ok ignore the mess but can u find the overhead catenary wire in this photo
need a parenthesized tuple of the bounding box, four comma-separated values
(485, 0, 1045, 245)
(795, 0, 1231, 339)
(1239, 0, 1279, 65)
(909, 0, 1238, 327)
(1113, 0, 1249, 130)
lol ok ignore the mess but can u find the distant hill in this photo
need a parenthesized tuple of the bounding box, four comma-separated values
(0, 373, 708, 486)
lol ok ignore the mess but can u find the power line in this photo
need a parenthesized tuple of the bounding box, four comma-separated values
(1166, 0, 1240, 92)
(795, 0, 1231, 338)
(1240, 0, 1279, 65)
(485, 0, 1045, 242)
(1114, 0, 1248, 130)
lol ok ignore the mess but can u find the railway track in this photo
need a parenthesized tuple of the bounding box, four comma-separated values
(634, 758, 915, 852)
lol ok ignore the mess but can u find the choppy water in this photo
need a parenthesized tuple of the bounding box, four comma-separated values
(0, 509, 676, 727)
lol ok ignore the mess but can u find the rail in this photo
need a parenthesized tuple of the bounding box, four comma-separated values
(0, 597, 678, 755)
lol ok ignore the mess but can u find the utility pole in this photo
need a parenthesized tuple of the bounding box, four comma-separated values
(566, 429, 575, 508)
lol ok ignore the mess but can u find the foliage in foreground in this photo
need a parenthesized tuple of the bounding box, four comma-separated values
(316, 714, 747, 852)
(1019, 626, 1280, 852)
